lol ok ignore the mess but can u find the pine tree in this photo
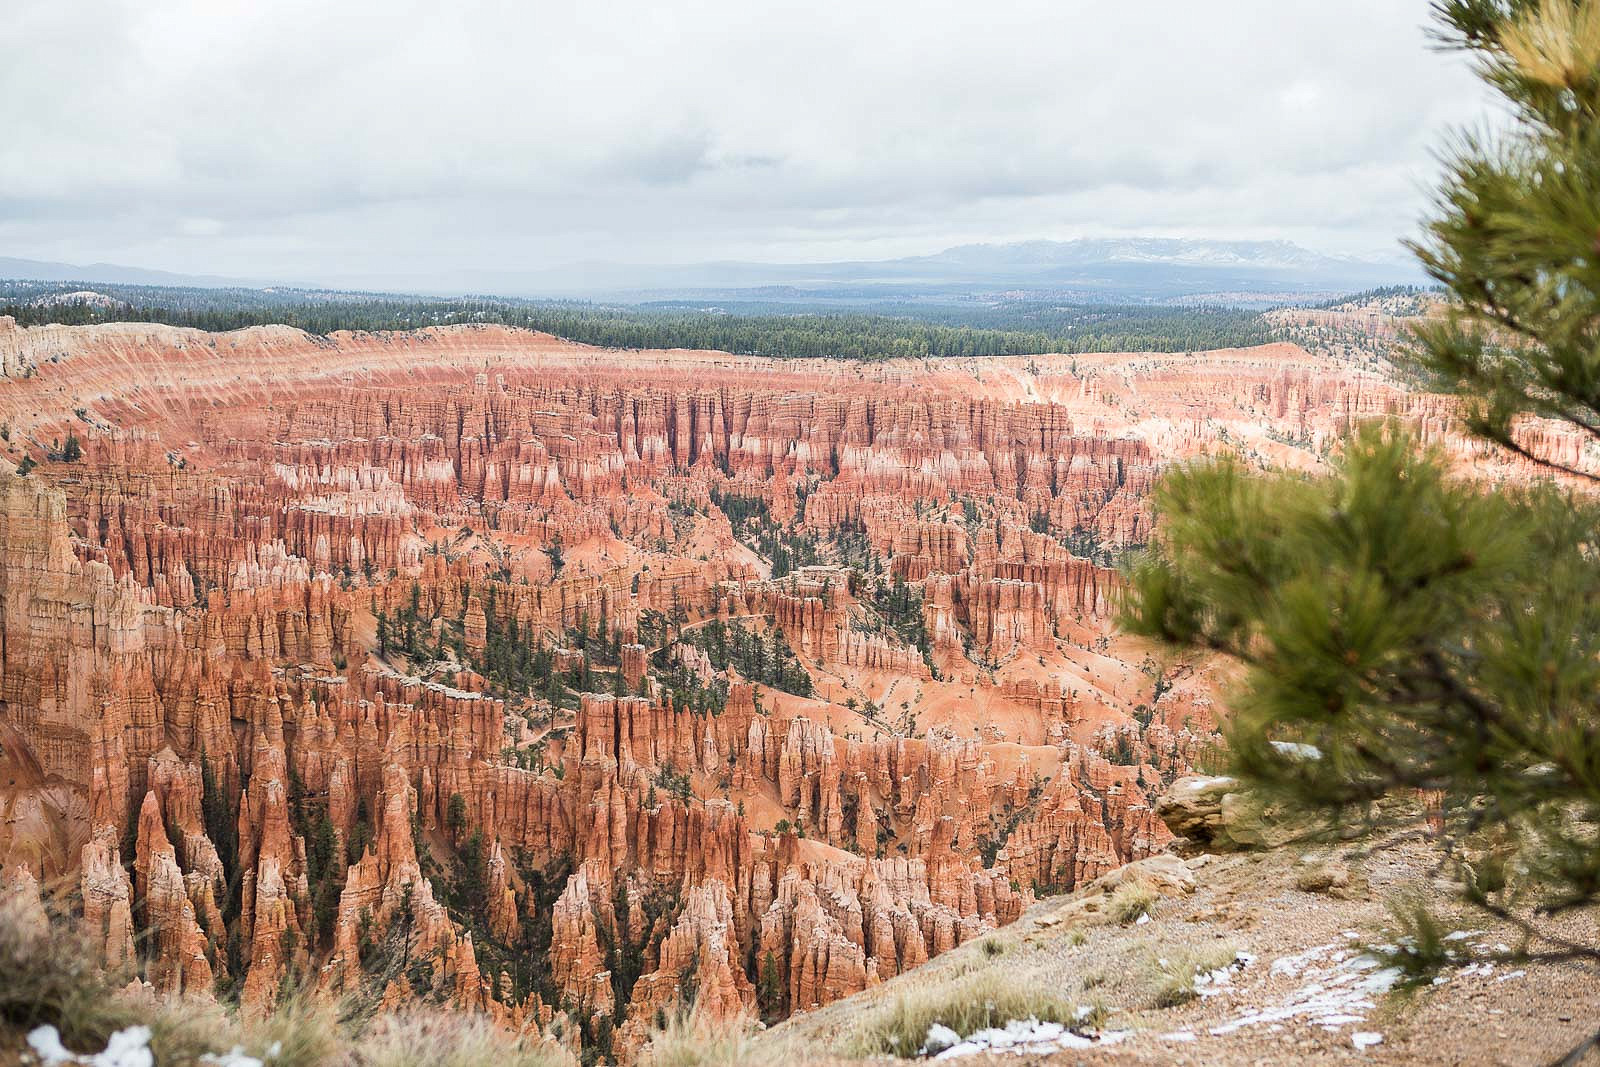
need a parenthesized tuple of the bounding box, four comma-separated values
(199, 750, 240, 922)
(455, 831, 488, 924)
(309, 814, 340, 946)
(758, 950, 785, 1021)
(1409, 0, 1600, 479)
(1124, 0, 1600, 973)
(446, 792, 469, 846)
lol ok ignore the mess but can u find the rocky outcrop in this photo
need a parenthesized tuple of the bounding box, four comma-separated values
(133, 789, 215, 997)
(79, 827, 135, 972)
(1156, 775, 1240, 846)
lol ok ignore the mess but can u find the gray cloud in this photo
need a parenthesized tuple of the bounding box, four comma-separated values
(0, 0, 1495, 282)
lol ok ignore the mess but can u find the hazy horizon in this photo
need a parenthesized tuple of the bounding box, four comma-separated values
(6, 1, 1495, 286)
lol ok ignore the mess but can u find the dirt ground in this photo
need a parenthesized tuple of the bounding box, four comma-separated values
(768, 836, 1600, 1066)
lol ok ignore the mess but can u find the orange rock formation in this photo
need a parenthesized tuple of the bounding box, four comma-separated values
(0, 316, 1558, 1059)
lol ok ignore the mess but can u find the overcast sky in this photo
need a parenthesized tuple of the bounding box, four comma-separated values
(3, 0, 1495, 283)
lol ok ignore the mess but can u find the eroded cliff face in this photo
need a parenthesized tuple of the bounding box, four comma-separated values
(0, 318, 1545, 1060)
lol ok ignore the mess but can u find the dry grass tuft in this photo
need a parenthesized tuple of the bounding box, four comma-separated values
(1107, 882, 1159, 926)
(844, 965, 1087, 1057)
(138, 996, 239, 1067)
(94, 987, 340, 1067)
(1073, 1000, 1112, 1029)
(0, 888, 141, 1054)
(242, 993, 346, 1067)
(1144, 943, 1242, 1010)
(643, 1009, 780, 1067)
(354, 1011, 577, 1067)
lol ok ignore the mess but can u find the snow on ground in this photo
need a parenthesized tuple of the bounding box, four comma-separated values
(25, 1026, 275, 1067)
(1204, 930, 1527, 1052)
(1212, 943, 1404, 1037)
(902, 935, 1533, 1062)
(1193, 951, 1256, 996)
(27, 1026, 152, 1067)
(925, 1017, 1132, 1060)
(200, 1046, 277, 1067)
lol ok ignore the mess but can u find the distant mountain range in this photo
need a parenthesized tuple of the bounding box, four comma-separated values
(0, 256, 259, 289)
(922, 237, 1363, 271)
(1, 238, 1423, 305)
(340, 239, 1418, 301)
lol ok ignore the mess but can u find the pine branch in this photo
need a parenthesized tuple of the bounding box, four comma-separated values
(1477, 429, 1600, 483)
(1549, 1025, 1600, 1067)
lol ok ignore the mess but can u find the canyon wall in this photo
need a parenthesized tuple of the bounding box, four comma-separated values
(0, 317, 1564, 1060)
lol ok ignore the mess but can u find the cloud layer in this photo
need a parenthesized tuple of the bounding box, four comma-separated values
(3, 0, 1494, 283)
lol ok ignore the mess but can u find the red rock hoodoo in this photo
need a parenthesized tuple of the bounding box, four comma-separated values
(0, 318, 1562, 1059)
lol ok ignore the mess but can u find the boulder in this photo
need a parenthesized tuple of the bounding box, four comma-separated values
(1156, 775, 1238, 845)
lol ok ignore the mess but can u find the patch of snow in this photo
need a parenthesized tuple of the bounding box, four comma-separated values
(1269, 942, 1341, 978)
(200, 1044, 279, 1067)
(1212, 950, 1403, 1037)
(1495, 969, 1526, 982)
(28, 1025, 154, 1067)
(1135, 912, 1151, 925)
(95, 1028, 155, 1067)
(27, 1027, 75, 1067)
(1195, 950, 1255, 997)
(1162, 1031, 1198, 1042)
(1270, 741, 1322, 760)
(1353, 1032, 1384, 1050)
(922, 1024, 961, 1056)
(930, 1019, 1131, 1060)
